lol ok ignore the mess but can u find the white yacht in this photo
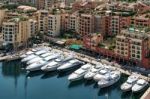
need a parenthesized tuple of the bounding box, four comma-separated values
(98, 71, 121, 88)
(68, 64, 92, 81)
(27, 57, 42, 65)
(21, 54, 37, 62)
(35, 50, 48, 55)
(20, 51, 34, 58)
(26, 60, 47, 71)
(120, 74, 139, 92)
(44, 53, 61, 61)
(132, 79, 148, 93)
(93, 69, 109, 81)
(41, 56, 74, 71)
(84, 64, 103, 80)
(40, 53, 52, 58)
(57, 59, 83, 71)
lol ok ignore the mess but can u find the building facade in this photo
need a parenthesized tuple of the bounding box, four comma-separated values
(47, 14, 61, 37)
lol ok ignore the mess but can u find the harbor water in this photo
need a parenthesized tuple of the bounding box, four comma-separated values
(0, 60, 145, 99)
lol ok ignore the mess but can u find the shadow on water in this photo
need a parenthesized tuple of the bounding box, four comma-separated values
(41, 71, 58, 79)
(26, 70, 44, 78)
(84, 80, 95, 86)
(68, 79, 85, 88)
(2, 60, 25, 77)
(121, 92, 134, 99)
(121, 91, 144, 99)
(98, 77, 123, 96)
(93, 82, 99, 89)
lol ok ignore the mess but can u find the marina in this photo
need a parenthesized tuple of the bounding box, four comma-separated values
(0, 46, 149, 99)
(0, 61, 145, 99)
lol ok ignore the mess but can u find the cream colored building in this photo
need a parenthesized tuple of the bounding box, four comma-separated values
(0, 9, 6, 26)
(68, 13, 79, 32)
(28, 19, 38, 37)
(78, 14, 94, 36)
(2, 19, 19, 46)
(37, 10, 49, 33)
(48, 14, 61, 37)
(2, 17, 37, 47)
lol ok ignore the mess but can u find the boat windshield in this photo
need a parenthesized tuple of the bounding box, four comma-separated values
(81, 64, 91, 70)
(137, 79, 146, 85)
(127, 79, 133, 84)
(69, 59, 79, 63)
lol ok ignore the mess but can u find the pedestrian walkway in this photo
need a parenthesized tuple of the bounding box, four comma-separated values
(141, 87, 150, 99)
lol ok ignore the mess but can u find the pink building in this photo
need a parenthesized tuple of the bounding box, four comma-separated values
(132, 15, 150, 28)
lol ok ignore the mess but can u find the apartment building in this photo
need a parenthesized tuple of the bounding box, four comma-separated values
(36, 0, 45, 10)
(2, 19, 19, 46)
(28, 19, 38, 37)
(37, 10, 48, 33)
(67, 14, 78, 32)
(47, 14, 61, 37)
(0, 9, 6, 27)
(131, 15, 150, 28)
(2, 17, 36, 47)
(78, 14, 94, 36)
(94, 15, 106, 36)
(110, 16, 120, 36)
(115, 28, 149, 61)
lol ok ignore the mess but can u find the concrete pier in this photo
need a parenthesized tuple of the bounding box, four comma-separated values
(141, 87, 150, 99)
(60, 48, 150, 82)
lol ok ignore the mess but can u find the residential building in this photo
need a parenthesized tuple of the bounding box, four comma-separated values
(115, 28, 149, 63)
(110, 16, 120, 36)
(2, 17, 36, 47)
(2, 18, 19, 47)
(131, 15, 150, 28)
(47, 14, 61, 37)
(28, 19, 38, 37)
(37, 10, 48, 33)
(36, 0, 45, 10)
(0, 9, 6, 27)
(78, 14, 94, 36)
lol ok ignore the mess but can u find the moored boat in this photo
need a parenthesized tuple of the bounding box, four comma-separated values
(41, 55, 74, 71)
(68, 64, 92, 81)
(120, 74, 139, 92)
(132, 79, 148, 93)
(57, 59, 83, 71)
(97, 71, 121, 88)
(26, 60, 47, 71)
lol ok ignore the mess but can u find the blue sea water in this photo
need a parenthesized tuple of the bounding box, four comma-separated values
(0, 61, 144, 99)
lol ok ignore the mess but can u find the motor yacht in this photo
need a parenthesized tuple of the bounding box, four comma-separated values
(35, 50, 48, 55)
(27, 57, 42, 65)
(20, 51, 34, 58)
(40, 53, 52, 58)
(84, 65, 103, 80)
(57, 59, 83, 71)
(44, 53, 61, 61)
(120, 74, 139, 92)
(98, 71, 121, 88)
(21, 54, 37, 62)
(26, 60, 47, 71)
(93, 69, 109, 81)
(132, 79, 148, 93)
(68, 64, 92, 81)
(41, 55, 74, 71)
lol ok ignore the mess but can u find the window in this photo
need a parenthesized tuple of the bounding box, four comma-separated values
(137, 55, 140, 59)
(132, 54, 135, 57)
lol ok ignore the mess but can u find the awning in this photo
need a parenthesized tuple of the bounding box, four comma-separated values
(69, 44, 82, 50)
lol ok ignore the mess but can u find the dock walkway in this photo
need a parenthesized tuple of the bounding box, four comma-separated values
(141, 87, 150, 99)
(60, 48, 150, 82)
